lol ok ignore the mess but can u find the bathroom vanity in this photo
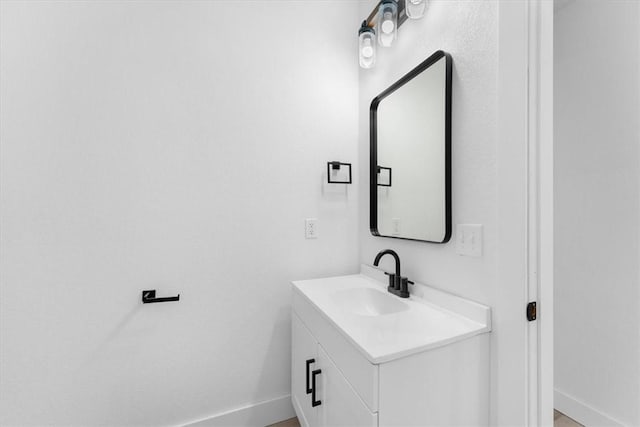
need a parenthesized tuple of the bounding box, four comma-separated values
(291, 266, 491, 426)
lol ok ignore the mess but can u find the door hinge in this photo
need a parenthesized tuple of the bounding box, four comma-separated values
(527, 301, 537, 321)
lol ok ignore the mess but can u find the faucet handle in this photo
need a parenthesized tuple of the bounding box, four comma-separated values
(398, 277, 414, 298)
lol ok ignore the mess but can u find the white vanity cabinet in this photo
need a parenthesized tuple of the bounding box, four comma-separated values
(291, 272, 492, 427)
(292, 313, 378, 427)
(292, 313, 321, 427)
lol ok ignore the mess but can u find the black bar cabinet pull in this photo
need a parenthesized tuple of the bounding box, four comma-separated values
(142, 290, 180, 304)
(311, 369, 322, 407)
(305, 359, 315, 394)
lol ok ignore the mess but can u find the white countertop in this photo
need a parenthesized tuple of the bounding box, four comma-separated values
(292, 268, 491, 364)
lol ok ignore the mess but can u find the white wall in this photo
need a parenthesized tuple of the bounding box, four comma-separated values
(554, 1, 640, 425)
(0, 1, 360, 425)
(358, 1, 532, 425)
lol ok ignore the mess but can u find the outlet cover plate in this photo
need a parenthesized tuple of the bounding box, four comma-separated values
(305, 218, 318, 239)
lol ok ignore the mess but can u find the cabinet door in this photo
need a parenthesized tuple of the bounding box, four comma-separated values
(317, 346, 378, 427)
(292, 313, 319, 427)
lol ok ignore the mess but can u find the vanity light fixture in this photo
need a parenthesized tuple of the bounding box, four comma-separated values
(358, 0, 427, 69)
(377, 0, 398, 47)
(358, 21, 377, 69)
(405, 0, 426, 19)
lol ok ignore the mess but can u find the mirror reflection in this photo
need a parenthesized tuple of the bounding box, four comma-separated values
(370, 51, 452, 243)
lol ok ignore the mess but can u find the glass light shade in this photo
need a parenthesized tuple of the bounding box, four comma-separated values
(406, 0, 426, 19)
(359, 30, 376, 69)
(377, 0, 397, 47)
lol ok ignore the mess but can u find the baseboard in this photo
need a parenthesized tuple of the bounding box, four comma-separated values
(555, 389, 625, 427)
(291, 394, 309, 427)
(183, 395, 295, 427)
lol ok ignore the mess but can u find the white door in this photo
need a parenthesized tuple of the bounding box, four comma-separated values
(292, 313, 319, 427)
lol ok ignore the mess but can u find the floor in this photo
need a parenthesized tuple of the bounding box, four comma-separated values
(555, 410, 584, 427)
(269, 411, 582, 427)
(268, 418, 300, 427)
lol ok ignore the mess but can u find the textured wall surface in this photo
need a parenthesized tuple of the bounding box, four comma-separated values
(360, 0, 498, 325)
(554, 1, 640, 425)
(358, 1, 531, 425)
(0, 1, 360, 425)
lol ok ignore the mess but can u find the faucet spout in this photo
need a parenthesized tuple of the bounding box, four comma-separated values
(373, 249, 412, 298)
(373, 249, 401, 279)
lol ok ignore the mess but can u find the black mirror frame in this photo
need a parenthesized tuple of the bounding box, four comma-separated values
(369, 50, 452, 243)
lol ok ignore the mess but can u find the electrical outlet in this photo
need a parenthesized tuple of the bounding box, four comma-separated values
(305, 218, 318, 239)
(456, 224, 483, 257)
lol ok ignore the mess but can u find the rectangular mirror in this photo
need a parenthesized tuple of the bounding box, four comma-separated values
(370, 50, 452, 243)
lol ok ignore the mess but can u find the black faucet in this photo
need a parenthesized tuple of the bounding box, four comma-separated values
(373, 249, 414, 298)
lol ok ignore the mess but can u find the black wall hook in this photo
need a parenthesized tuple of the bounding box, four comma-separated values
(142, 290, 180, 304)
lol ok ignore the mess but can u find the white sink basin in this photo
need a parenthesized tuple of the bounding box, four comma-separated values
(292, 268, 491, 363)
(331, 287, 409, 316)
